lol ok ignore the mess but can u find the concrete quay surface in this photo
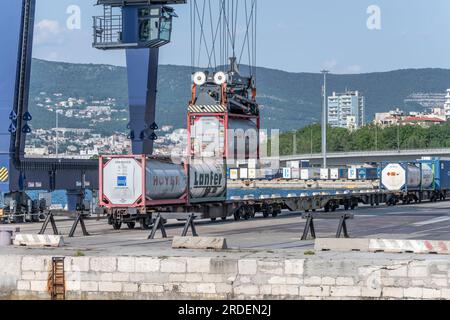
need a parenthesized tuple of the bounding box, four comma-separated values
(0, 201, 450, 300)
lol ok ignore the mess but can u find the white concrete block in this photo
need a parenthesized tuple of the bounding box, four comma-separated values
(286, 277, 302, 285)
(215, 283, 232, 294)
(186, 258, 211, 273)
(135, 257, 160, 273)
(169, 274, 186, 282)
(321, 277, 336, 286)
(259, 285, 272, 295)
(118, 257, 135, 273)
(384, 266, 408, 278)
(304, 276, 322, 286)
(90, 257, 117, 272)
(98, 281, 122, 292)
(404, 287, 423, 299)
(315, 238, 369, 252)
(30, 280, 48, 292)
(382, 287, 404, 299)
(202, 274, 225, 283)
(99, 273, 113, 282)
(112, 273, 130, 282)
(17, 280, 30, 291)
(330, 286, 362, 297)
(22, 256, 49, 272)
(441, 289, 450, 299)
(66, 281, 81, 291)
(408, 266, 428, 278)
(197, 283, 216, 294)
(300, 286, 325, 297)
(257, 261, 283, 275)
(431, 275, 447, 287)
(272, 284, 299, 296)
(70, 257, 90, 272)
(172, 236, 227, 250)
(14, 234, 64, 248)
(235, 285, 259, 296)
(80, 281, 99, 292)
(238, 260, 257, 275)
(268, 276, 287, 285)
(336, 277, 354, 286)
(122, 283, 138, 293)
(185, 273, 203, 283)
(180, 283, 197, 293)
(361, 287, 382, 298)
(160, 258, 186, 273)
(141, 283, 164, 293)
(423, 288, 441, 299)
(284, 259, 304, 275)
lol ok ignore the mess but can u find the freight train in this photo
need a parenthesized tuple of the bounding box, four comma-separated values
(99, 155, 450, 229)
(380, 159, 450, 205)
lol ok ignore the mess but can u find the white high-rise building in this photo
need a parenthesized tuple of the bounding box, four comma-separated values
(444, 89, 450, 120)
(328, 91, 365, 129)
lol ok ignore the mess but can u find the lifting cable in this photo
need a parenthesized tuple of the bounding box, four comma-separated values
(190, 0, 258, 78)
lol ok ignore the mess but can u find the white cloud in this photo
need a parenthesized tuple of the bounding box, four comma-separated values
(34, 19, 64, 46)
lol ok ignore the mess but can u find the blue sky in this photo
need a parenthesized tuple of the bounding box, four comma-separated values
(33, 0, 450, 74)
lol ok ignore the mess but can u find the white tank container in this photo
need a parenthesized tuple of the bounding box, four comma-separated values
(381, 163, 421, 191)
(421, 163, 434, 189)
(145, 159, 188, 200)
(102, 157, 145, 206)
(189, 161, 226, 199)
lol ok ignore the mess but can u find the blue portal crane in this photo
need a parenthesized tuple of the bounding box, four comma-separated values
(0, 0, 185, 221)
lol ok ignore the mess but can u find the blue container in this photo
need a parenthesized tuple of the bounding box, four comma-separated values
(357, 168, 378, 180)
(300, 160, 310, 168)
(419, 159, 450, 190)
(338, 168, 348, 179)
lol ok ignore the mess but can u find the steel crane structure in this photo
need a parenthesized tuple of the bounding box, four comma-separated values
(0, 0, 185, 221)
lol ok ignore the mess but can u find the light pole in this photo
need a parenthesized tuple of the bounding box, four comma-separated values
(321, 70, 329, 168)
(55, 111, 59, 158)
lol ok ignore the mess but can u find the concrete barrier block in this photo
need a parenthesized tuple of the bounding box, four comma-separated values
(369, 239, 450, 255)
(172, 236, 227, 250)
(13, 234, 64, 248)
(315, 238, 370, 252)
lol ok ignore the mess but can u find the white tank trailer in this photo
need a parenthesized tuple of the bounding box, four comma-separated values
(100, 156, 226, 208)
(380, 161, 448, 205)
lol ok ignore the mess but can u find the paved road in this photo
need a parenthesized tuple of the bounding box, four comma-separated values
(2, 200, 450, 256)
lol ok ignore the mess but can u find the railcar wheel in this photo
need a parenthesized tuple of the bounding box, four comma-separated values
(211, 218, 217, 222)
(113, 221, 122, 230)
(221, 217, 227, 221)
(127, 222, 136, 229)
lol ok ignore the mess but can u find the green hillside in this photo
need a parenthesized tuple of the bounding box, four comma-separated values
(29, 59, 450, 133)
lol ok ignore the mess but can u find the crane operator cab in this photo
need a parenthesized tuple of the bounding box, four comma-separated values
(93, 0, 184, 50)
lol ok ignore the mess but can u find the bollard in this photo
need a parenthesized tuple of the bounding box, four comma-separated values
(0, 230, 13, 247)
